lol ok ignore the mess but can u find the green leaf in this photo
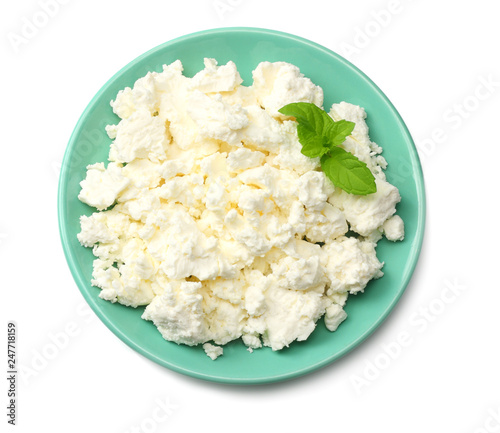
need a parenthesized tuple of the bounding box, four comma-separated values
(321, 147, 377, 195)
(279, 102, 376, 195)
(279, 102, 355, 152)
(279, 102, 332, 133)
(279, 102, 337, 157)
(324, 119, 356, 149)
(301, 139, 330, 158)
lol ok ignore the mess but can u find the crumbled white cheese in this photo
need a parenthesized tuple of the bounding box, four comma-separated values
(382, 215, 405, 241)
(329, 177, 401, 237)
(325, 303, 348, 332)
(141, 281, 208, 346)
(203, 343, 224, 360)
(189, 58, 243, 93)
(252, 61, 323, 119)
(109, 108, 169, 163)
(77, 58, 405, 359)
(78, 162, 129, 211)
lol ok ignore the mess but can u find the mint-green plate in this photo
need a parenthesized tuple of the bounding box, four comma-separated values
(58, 27, 425, 384)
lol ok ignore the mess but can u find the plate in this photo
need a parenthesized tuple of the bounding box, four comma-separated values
(58, 27, 425, 384)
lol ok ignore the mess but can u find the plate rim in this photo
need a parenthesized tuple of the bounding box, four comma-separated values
(58, 26, 426, 384)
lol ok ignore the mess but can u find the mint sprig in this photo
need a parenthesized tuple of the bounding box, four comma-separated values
(279, 102, 376, 195)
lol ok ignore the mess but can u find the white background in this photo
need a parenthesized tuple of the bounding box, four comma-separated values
(2, 1, 499, 432)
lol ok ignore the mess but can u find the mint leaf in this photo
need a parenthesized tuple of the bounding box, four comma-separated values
(321, 147, 377, 195)
(279, 102, 376, 195)
(324, 120, 356, 149)
(301, 140, 330, 158)
(279, 102, 333, 135)
(279, 102, 339, 158)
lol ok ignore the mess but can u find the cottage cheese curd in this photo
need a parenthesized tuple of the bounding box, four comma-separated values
(77, 58, 404, 360)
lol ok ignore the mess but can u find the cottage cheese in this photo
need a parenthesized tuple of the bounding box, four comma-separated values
(77, 59, 404, 360)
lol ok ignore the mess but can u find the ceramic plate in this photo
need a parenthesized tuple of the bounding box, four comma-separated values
(58, 27, 425, 384)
